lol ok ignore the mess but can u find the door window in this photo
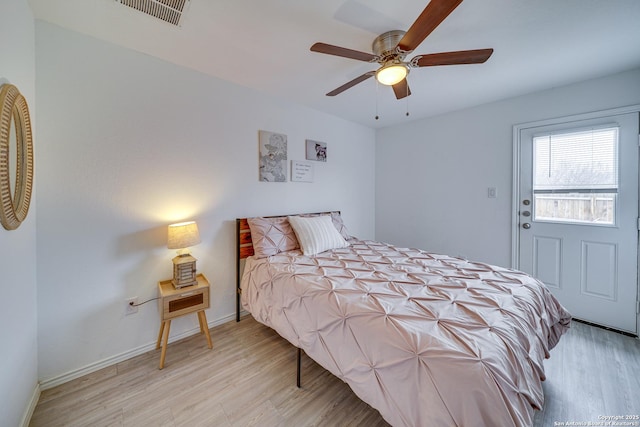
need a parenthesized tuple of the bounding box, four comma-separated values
(533, 126, 619, 225)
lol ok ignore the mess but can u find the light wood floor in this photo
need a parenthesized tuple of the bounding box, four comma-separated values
(30, 316, 640, 427)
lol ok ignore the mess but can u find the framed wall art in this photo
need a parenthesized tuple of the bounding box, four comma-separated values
(258, 130, 287, 182)
(291, 160, 314, 183)
(305, 139, 327, 162)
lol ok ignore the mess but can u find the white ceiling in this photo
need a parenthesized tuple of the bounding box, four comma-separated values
(27, 0, 640, 128)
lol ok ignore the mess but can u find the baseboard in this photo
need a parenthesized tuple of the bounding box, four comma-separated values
(39, 312, 237, 390)
(20, 383, 41, 427)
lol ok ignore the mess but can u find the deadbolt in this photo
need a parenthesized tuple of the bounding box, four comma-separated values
(522, 211, 531, 217)
(522, 199, 530, 206)
(522, 223, 531, 229)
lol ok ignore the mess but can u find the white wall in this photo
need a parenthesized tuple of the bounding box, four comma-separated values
(35, 22, 375, 385)
(0, 0, 38, 425)
(376, 68, 640, 267)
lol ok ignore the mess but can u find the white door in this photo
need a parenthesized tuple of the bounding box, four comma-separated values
(518, 112, 639, 334)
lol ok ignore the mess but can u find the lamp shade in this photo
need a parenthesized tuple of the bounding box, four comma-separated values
(375, 63, 408, 86)
(167, 221, 201, 250)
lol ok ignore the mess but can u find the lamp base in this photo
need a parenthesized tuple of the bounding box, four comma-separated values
(172, 254, 197, 288)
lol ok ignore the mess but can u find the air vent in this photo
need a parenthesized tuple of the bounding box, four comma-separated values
(116, 0, 189, 26)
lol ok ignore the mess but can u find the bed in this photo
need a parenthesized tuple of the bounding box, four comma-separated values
(236, 212, 571, 427)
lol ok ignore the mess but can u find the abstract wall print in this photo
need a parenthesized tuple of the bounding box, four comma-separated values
(259, 130, 287, 182)
(305, 139, 327, 162)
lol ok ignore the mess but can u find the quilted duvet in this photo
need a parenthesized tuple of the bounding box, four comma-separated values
(241, 239, 571, 427)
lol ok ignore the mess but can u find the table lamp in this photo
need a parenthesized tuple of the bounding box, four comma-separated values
(167, 221, 201, 288)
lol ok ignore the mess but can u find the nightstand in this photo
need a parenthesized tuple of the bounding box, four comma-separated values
(156, 273, 213, 369)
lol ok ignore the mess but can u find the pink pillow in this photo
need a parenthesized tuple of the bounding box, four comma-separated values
(247, 217, 300, 258)
(330, 211, 351, 240)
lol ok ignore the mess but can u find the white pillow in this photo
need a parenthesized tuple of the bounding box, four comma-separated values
(288, 215, 349, 256)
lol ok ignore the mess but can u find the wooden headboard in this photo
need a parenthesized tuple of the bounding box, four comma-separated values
(236, 218, 255, 260)
(235, 211, 339, 321)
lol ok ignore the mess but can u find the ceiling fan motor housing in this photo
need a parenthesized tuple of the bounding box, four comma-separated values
(372, 30, 407, 61)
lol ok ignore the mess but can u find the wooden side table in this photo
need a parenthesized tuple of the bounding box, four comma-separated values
(156, 273, 213, 369)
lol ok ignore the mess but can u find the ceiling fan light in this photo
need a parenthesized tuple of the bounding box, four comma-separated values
(376, 63, 408, 86)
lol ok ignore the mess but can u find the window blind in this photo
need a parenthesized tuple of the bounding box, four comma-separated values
(533, 127, 619, 192)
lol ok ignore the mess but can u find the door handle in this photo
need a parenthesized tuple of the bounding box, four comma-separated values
(522, 223, 531, 229)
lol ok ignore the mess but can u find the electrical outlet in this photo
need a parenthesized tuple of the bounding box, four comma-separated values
(126, 297, 138, 315)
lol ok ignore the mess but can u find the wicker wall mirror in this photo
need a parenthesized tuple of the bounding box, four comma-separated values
(0, 84, 34, 230)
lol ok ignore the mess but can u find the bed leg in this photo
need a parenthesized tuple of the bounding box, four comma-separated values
(236, 290, 240, 322)
(297, 347, 302, 388)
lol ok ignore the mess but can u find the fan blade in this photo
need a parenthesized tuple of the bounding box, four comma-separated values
(326, 72, 375, 96)
(398, 0, 463, 52)
(311, 42, 377, 62)
(412, 48, 493, 67)
(392, 79, 411, 100)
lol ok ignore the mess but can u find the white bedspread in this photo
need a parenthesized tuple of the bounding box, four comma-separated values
(241, 239, 570, 427)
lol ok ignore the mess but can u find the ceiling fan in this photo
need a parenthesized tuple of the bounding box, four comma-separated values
(310, 0, 493, 100)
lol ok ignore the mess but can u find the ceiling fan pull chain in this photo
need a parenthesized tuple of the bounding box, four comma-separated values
(406, 84, 410, 117)
(375, 80, 380, 120)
